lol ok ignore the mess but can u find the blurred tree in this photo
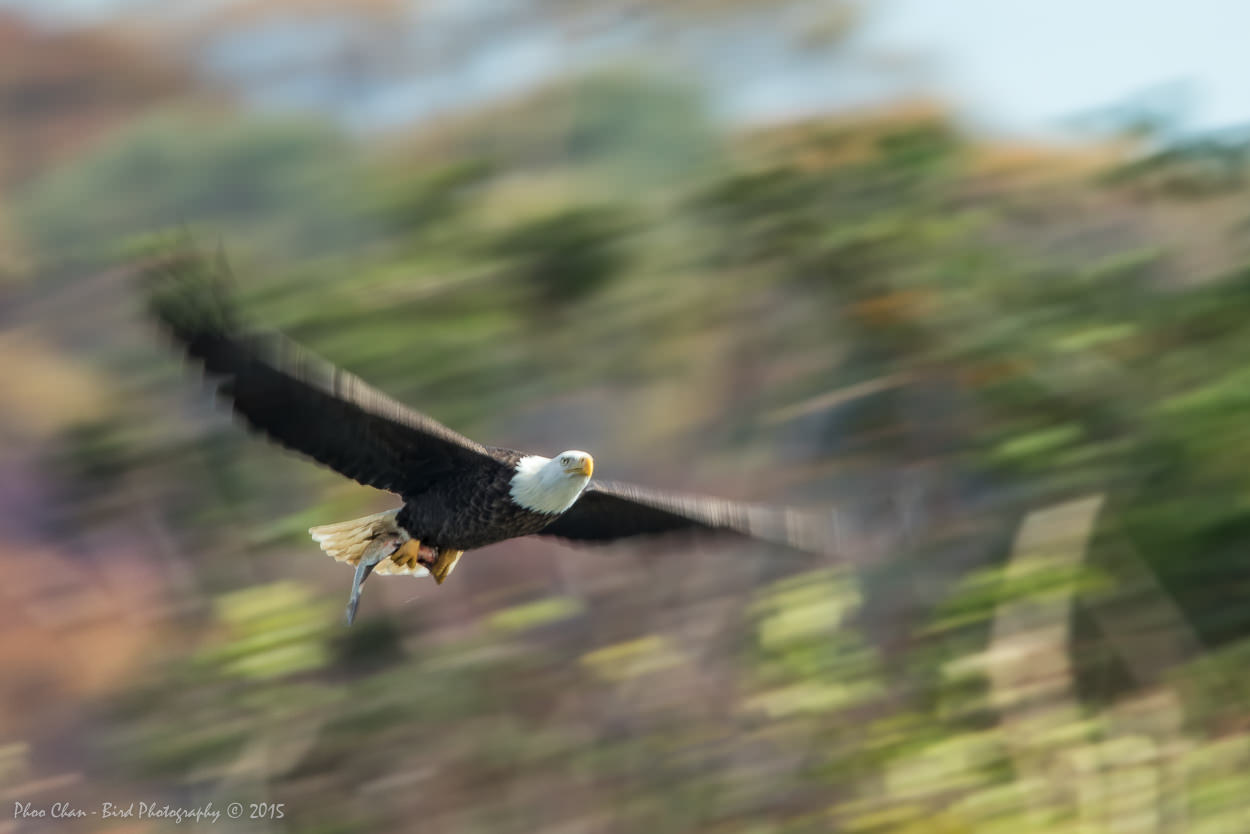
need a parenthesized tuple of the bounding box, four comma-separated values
(533, 0, 858, 50)
(373, 158, 494, 242)
(108, 0, 859, 141)
(1102, 135, 1250, 198)
(401, 70, 723, 191)
(17, 115, 369, 261)
(492, 204, 633, 309)
(0, 11, 198, 188)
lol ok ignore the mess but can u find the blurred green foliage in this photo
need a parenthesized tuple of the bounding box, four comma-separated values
(18, 115, 368, 262)
(491, 204, 633, 308)
(9, 70, 1250, 833)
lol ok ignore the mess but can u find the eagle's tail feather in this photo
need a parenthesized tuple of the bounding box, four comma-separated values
(309, 509, 430, 577)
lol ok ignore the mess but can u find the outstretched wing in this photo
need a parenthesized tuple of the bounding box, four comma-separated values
(538, 480, 835, 554)
(145, 246, 509, 496)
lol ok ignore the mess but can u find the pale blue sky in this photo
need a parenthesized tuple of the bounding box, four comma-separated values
(5, 0, 1248, 139)
(862, 0, 1250, 138)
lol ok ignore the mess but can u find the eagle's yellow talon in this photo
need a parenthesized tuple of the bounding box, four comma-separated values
(390, 539, 423, 569)
(429, 549, 463, 584)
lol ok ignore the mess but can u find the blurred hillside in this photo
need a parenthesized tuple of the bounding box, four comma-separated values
(4, 4, 1250, 833)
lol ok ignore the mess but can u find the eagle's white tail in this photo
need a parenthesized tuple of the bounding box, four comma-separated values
(309, 508, 430, 577)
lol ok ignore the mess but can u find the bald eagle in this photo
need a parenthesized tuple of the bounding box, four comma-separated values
(147, 249, 833, 624)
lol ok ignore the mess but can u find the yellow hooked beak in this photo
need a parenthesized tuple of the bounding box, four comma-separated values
(574, 457, 593, 477)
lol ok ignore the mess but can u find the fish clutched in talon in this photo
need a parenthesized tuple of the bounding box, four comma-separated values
(147, 245, 839, 626)
(309, 514, 467, 623)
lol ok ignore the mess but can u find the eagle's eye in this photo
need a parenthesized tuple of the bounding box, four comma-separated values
(560, 456, 571, 465)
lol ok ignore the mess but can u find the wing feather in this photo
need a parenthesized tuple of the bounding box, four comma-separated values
(145, 247, 507, 496)
(538, 480, 836, 554)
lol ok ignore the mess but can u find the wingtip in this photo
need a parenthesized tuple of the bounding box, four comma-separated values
(141, 240, 241, 350)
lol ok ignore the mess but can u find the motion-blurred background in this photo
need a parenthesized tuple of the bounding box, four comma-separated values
(4, 2, 1250, 832)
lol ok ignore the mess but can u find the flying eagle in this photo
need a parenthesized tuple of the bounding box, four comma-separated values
(146, 248, 834, 624)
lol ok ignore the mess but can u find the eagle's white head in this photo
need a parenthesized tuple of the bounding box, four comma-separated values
(509, 450, 594, 515)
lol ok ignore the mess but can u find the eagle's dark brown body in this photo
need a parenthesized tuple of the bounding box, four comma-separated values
(397, 448, 559, 550)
